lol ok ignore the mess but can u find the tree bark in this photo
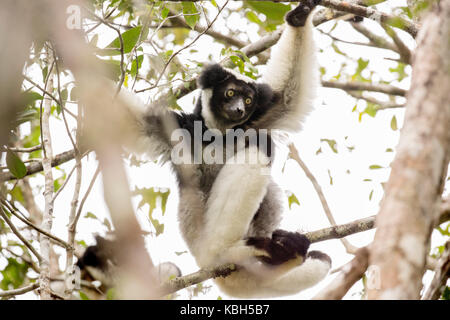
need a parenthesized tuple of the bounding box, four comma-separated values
(368, 1, 450, 299)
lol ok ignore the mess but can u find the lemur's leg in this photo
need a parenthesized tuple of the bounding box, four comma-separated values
(195, 145, 272, 267)
(260, 250, 331, 296)
(259, 0, 320, 132)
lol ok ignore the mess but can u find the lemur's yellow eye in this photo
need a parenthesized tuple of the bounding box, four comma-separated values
(226, 89, 235, 97)
(245, 97, 252, 105)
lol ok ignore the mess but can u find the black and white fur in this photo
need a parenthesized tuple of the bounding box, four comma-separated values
(82, 1, 331, 298)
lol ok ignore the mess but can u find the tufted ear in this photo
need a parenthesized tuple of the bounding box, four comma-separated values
(256, 83, 280, 107)
(197, 63, 230, 89)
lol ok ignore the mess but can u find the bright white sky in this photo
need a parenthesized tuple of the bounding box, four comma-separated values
(3, 0, 448, 300)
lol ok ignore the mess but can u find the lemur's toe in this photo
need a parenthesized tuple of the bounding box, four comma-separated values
(307, 250, 332, 267)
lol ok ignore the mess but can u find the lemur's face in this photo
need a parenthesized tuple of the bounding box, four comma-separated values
(212, 78, 256, 124)
(197, 64, 278, 130)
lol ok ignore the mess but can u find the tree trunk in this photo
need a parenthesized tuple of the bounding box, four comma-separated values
(368, 1, 450, 299)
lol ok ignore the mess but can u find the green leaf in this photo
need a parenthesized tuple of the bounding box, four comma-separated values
(389, 62, 407, 81)
(369, 165, 383, 170)
(315, 147, 322, 155)
(390, 115, 398, 131)
(320, 139, 338, 153)
(356, 58, 369, 74)
(245, 11, 263, 25)
(246, 1, 291, 25)
(103, 218, 112, 231)
(369, 189, 374, 200)
(161, 7, 170, 19)
(362, 103, 378, 118)
(42, 66, 48, 81)
(98, 26, 145, 56)
(150, 215, 164, 236)
(287, 192, 300, 209)
(60, 88, 68, 107)
(79, 291, 90, 300)
(182, 2, 199, 29)
(6, 151, 27, 179)
(23, 91, 43, 107)
(327, 169, 333, 185)
(130, 55, 143, 78)
(106, 288, 116, 300)
(9, 186, 25, 205)
(1, 258, 29, 290)
(84, 212, 98, 220)
(94, 57, 122, 81)
(77, 240, 88, 248)
(70, 87, 78, 101)
(442, 286, 450, 300)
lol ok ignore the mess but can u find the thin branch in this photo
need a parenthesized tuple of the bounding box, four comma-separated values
(422, 241, 450, 300)
(0, 149, 87, 182)
(136, 1, 230, 93)
(70, 165, 101, 235)
(347, 91, 405, 110)
(52, 161, 78, 202)
(2, 247, 40, 273)
(322, 80, 407, 96)
(65, 104, 83, 297)
(0, 283, 39, 298)
(381, 23, 412, 65)
(83, 7, 126, 95)
(52, 46, 78, 152)
(289, 144, 358, 254)
(322, 0, 419, 37)
(0, 145, 42, 153)
(350, 22, 399, 53)
(167, 9, 247, 48)
(161, 0, 419, 37)
(39, 51, 56, 300)
(317, 28, 385, 49)
(0, 206, 43, 263)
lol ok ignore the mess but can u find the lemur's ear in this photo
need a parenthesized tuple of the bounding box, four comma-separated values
(256, 83, 280, 107)
(197, 64, 229, 89)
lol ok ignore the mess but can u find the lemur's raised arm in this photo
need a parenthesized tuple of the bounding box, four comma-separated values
(256, 0, 320, 132)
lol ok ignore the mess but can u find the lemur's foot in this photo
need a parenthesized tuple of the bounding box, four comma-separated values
(246, 230, 310, 265)
(307, 250, 332, 267)
(285, 0, 321, 27)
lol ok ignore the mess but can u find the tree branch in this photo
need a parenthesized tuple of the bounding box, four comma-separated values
(160, 215, 376, 296)
(161, 0, 419, 37)
(0, 283, 39, 298)
(322, 80, 407, 96)
(39, 53, 55, 300)
(0, 149, 86, 182)
(1, 200, 72, 250)
(422, 240, 450, 300)
(0, 206, 43, 263)
(347, 91, 405, 110)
